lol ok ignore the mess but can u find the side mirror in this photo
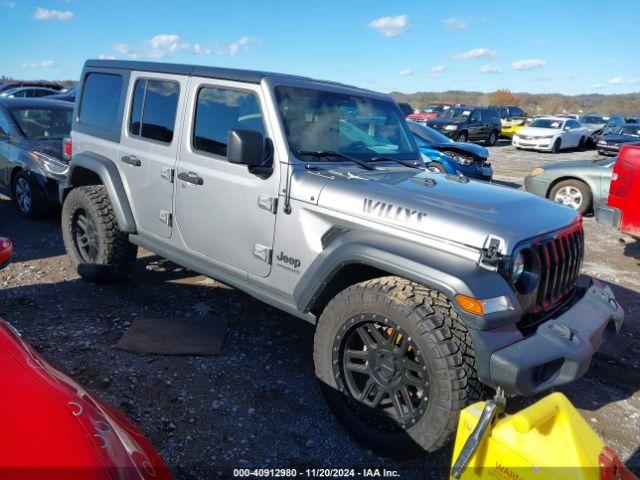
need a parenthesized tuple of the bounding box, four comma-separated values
(227, 129, 265, 166)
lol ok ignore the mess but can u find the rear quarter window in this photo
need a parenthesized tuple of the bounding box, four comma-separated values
(79, 73, 123, 131)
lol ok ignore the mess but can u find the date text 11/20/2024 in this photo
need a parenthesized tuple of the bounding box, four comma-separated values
(233, 468, 401, 478)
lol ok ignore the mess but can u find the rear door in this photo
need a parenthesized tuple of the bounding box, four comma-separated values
(174, 78, 279, 277)
(468, 110, 482, 139)
(117, 73, 188, 239)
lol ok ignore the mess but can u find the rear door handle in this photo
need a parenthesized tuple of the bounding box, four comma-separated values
(178, 171, 204, 186)
(121, 155, 141, 167)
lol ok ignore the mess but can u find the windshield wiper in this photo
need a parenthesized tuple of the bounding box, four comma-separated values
(296, 150, 375, 170)
(369, 156, 423, 170)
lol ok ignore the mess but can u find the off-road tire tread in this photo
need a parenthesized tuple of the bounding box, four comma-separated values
(62, 185, 137, 282)
(314, 276, 482, 455)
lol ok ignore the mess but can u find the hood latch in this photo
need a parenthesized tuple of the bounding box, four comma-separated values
(480, 237, 502, 267)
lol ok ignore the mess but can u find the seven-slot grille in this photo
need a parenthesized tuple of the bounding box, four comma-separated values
(532, 224, 584, 314)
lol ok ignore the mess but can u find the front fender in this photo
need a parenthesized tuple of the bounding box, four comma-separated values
(61, 152, 137, 233)
(294, 230, 520, 331)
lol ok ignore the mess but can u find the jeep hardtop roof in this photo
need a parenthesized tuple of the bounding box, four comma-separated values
(84, 59, 381, 97)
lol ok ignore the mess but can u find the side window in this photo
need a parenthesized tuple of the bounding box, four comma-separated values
(13, 90, 27, 98)
(79, 73, 123, 131)
(500, 107, 508, 119)
(470, 110, 481, 122)
(192, 86, 265, 158)
(512, 107, 524, 117)
(128, 79, 180, 143)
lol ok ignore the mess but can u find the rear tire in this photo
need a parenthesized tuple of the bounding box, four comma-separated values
(485, 132, 498, 146)
(61, 185, 137, 282)
(314, 276, 482, 457)
(549, 179, 592, 215)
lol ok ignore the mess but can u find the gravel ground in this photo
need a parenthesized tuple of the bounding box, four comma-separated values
(0, 140, 638, 479)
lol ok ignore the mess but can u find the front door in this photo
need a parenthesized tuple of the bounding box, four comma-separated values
(118, 72, 188, 239)
(174, 79, 279, 277)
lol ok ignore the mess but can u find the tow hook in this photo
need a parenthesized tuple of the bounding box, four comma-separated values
(451, 388, 506, 479)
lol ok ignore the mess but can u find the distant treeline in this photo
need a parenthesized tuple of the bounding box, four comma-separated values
(390, 89, 640, 117)
(0, 75, 75, 88)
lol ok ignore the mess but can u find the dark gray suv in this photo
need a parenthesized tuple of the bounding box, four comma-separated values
(426, 106, 502, 145)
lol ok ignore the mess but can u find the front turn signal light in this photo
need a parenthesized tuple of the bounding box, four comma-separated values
(530, 167, 545, 176)
(455, 295, 485, 315)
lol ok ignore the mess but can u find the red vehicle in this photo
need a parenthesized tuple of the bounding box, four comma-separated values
(406, 102, 458, 123)
(0, 238, 171, 480)
(596, 144, 640, 238)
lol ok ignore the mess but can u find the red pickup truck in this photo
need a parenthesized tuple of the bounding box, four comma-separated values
(596, 144, 640, 238)
(406, 102, 458, 123)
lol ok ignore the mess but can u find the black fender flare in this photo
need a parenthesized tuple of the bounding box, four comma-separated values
(61, 152, 137, 233)
(294, 230, 519, 331)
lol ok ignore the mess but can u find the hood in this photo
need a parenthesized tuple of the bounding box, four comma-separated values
(517, 126, 560, 136)
(427, 142, 488, 160)
(22, 138, 64, 162)
(602, 134, 640, 144)
(294, 165, 578, 254)
(539, 159, 602, 171)
(427, 117, 467, 127)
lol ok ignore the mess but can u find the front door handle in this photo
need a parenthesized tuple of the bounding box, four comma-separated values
(121, 155, 141, 167)
(178, 171, 204, 186)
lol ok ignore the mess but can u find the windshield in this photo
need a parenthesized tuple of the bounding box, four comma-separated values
(9, 106, 72, 139)
(275, 86, 418, 160)
(443, 107, 472, 120)
(579, 115, 605, 124)
(529, 119, 563, 129)
(423, 104, 450, 114)
(621, 125, 640, 137)
(407, 121, 452, 145)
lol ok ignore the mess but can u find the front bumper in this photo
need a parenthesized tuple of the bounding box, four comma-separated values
(487, 279, 623, 396)
(597, 143, 620, 155)
(512, 136, 554, 151)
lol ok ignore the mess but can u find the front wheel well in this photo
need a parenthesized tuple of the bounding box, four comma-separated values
(309, 264, 392, 317)
(10, 166, 23, 187)
(546, 176, 590, 198)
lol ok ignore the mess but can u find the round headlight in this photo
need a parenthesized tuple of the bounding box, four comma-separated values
(511, 248, 540, 295)
(512, 252, 526, 283)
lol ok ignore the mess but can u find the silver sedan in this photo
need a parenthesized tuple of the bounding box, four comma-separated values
(523, 157, 615, 214)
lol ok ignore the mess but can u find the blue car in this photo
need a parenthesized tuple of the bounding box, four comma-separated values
(407, 120, 493, 181)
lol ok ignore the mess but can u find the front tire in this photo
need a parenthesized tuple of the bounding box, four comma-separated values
(314, 277, 482, 457)
(456, 131, 468, 142)
(61, 185, 138, 282)
(485, 132, 498, 146)
(549, 179, 592, 215)
(12, 171, 47, 219)
(551, 138, 561, 154)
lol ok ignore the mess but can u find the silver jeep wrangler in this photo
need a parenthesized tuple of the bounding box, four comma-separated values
(61, 60, 623, 456)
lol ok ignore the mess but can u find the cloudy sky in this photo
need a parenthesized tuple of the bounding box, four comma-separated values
(1, 0, 639, 95)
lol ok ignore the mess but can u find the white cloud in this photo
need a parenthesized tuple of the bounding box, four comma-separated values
(430, 65, 447, 74)
(480, 64, 502, 74)
(368, 14, 409, 37)
(608, 76, 638, 85)
(22, 60, 56, 68)
(454, 48, 497, 60)
(399, 68, 412, 76)
(512, 58, 548, 70)
(192, 43, 212, 55)
(228, 36, 255, 56)
(443, 17, 468, 31)
(145, 34, 189, 58)
(113, 43, 129, 54)
(590, 83, 605, 89)
(98, 54, 115, 60)
(34, 7, 73, 21)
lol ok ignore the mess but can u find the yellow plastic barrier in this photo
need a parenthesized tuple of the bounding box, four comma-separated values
(451, 392, 606, 480)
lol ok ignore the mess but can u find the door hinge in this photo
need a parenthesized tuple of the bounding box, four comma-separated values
(253, 244, 272, 264)
(257, 194, 278, 214)
(159, 210, 173, 227)
(161, 167, 175, 183)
